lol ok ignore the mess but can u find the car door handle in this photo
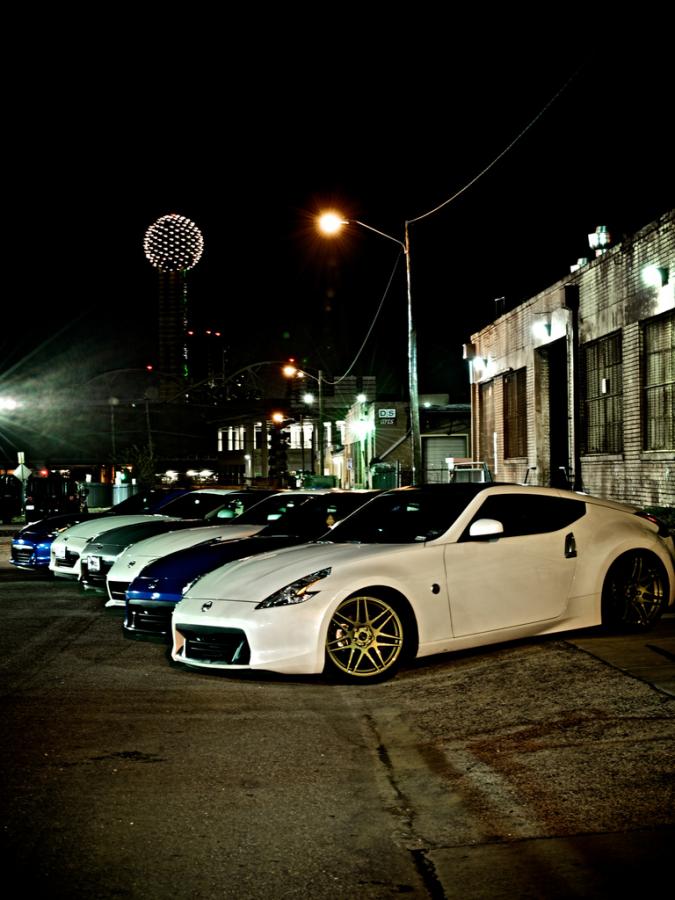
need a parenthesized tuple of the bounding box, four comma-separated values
(564, 532, 577, 558)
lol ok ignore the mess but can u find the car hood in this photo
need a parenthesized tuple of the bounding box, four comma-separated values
(55, 514, 176, 544)
(128, 535, 299, 599)
(84, 519, 199, 554)
(19, 511, 105, 535)
(109, 522, 266, 576)
(183, 541, 411, 604)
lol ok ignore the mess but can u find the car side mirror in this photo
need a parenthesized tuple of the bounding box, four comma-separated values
(469, 518, 504, 539)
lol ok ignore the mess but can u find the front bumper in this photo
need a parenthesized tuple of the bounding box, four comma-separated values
(81, 554, 116, 588)
(171, 597, 329, 675)
(49, 546, 82, 578)
(124, 598, 176, 638)
(11, 539, 52, 569)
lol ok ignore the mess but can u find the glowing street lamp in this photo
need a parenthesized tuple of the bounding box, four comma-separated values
(318, 212, 422, 483)
(282, 362, 325, 476)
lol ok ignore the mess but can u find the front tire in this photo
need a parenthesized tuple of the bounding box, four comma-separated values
(325, 593, 406, 682)
(601, 551, 667, 630)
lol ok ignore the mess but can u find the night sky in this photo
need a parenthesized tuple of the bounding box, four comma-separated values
(3, 26, 672, 406)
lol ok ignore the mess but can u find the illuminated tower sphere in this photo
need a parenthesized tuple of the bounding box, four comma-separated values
(144, 214, 204, 399)
(144, 213, 204, 272)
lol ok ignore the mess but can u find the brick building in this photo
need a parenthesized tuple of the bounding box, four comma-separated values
(465, 211, 674, 509)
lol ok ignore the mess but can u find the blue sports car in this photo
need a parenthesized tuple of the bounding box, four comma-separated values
(124, 491, 378, 638)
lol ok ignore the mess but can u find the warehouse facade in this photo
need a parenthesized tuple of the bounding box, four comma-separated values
(465, 211, 674, 508)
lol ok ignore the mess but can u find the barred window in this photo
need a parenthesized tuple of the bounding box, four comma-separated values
(643, 311, 675, 450)
(581, 332, 623, 454)
(503, 368, 527, 458)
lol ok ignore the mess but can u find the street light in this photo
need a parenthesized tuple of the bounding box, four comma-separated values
(282, 362, 325, 476)
(318, 212, 422, 483)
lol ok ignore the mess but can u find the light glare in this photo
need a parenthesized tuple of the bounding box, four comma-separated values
(318, 212, 347, 235)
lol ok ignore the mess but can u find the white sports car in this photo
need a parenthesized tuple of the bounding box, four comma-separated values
(171, 484, 675, 682)
(49, 514, 180, 579)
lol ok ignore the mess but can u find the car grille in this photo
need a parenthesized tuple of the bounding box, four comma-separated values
(12, 546, 34, 564)
(180, 626, 250, 665)
(125, 605, 172, 636)
(108, 582, 128, 603)
(54, 550, 80, 568)
(82, 559, 113, 584)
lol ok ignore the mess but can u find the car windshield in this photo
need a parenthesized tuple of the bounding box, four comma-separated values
(231, 493, 316, 525)
(156, 492, 239, 519)
(261, 492, 378, 538)
(204, 491, 276, 521)
(108, 490, 177, 515)
(327, 487, 487, 544)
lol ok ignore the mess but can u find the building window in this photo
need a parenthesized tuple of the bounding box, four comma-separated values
(479, 381, 495, 473)
(581, 332, 623, 454)
(643, 310, 674, 450)
(503, 368, 527, 458)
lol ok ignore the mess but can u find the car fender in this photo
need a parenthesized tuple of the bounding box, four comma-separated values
(570, 516, 674, 608)
(311, 543, 451, 650)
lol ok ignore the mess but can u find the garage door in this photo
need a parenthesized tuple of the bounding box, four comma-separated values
(423, 435, 468, 482)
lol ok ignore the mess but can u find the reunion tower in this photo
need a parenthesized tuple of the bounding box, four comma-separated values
(144, 213, 204, 400)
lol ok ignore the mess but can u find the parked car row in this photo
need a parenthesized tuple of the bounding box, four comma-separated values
(8, 484, 675, 683)
(10, 486, 193, 568)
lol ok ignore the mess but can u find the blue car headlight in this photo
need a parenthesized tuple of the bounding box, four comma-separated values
(256, 568, 332, 609)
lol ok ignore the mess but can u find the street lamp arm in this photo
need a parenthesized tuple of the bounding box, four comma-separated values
(352, 220, 406, 253)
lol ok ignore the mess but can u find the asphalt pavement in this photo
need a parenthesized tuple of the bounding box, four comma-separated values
(1, 526, 674, 899)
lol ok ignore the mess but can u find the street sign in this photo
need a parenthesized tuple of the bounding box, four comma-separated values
(14, 464, 32, 482)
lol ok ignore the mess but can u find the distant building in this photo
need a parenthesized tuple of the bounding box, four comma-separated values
(216, 376, 377, 486)
(465, 211, 674, 509)
(342, 395, 471, 489)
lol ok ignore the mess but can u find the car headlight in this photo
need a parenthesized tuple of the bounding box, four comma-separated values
(256, 568, 332, 609)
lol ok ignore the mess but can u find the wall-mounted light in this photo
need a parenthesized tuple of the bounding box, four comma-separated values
(642, 265, 669, 288)
(588, 225, 611, 257)
(570, 257, 589, 273)
(532, 314, 552, 341)
(351, 418, 372, 441)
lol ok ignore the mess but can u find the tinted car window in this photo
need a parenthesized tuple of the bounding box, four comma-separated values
(108, 490, 179, 515)
(463, 494, 585, 539)
(329, 487, 486, 544)
(205, 491, 277, 520)
(262, 492, 378, 538)
(232, 494, 316, 525)
(157, 492, 239, 518)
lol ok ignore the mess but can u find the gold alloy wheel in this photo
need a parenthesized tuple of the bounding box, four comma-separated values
(604, 552, 667, 628)
(326, 595, 405, 679)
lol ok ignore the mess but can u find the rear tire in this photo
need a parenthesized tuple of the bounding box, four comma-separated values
(601, 551, 667, 630)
